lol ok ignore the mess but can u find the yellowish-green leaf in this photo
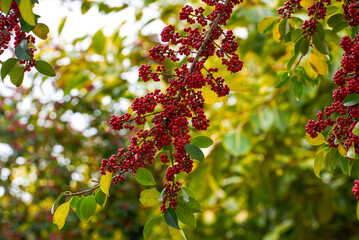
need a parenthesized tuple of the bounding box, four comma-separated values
(347, 142, 357, 159)
(314, 149, 325, 178)
(338, 143, 347, 158)
(305, 132, 326, 146)
(140, 189, 161, 206)
(228, 81, 253, 93)
(168, 226, 187, 240)
(128, 105, 133, 115)
(301, 0, 314, 8)
(258, 17, 276, 33)
(272, 22, 281, 42)
(19, 0, 35, 26)
(357, 201, 359, 221)
(304, 60, 318, 80)
(32, 23, 50, 40)
(1, 0, 12, 14)
(53, 202, 70, 230)
(308, 49, 329, 76)
(202, 85, 226, 104)
(100, 171, 112, 197)
(353, 122, 359, 136)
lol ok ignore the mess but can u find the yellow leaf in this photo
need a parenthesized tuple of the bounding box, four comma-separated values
(53, 202, 70, 230)
(228, 81, 253, 93)
(202, 86, 226, 104)
(305, 132, 326, 146)
(314, 149, 325, 178)
(308, 49, 329, 76)
(100, 171, 112, 197)
(304, 60, 318, 80)
(272, 23, 281, 43)
(32, 23, 50, 40)
(301, 0, 314, 8)
(19, 0, 35, 26)
(168, 226, 187, 240)
(338, 143, 347, 158)
(128, 105, 133, 115)
(139, 189, 161, 206)
(258, 17, 276, 34)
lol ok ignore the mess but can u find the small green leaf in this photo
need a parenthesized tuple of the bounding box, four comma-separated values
(79, 195, 97, 223)
(15, 40, 33, 60)
(181, 187, 196, 199)
(275, 71, 290, 88)
(314, 149, 325, 178)
(75, 197, 87, 222)
(20, 14, 39, 32)
(53, 202, 70, 230)
(348, 143, 357, 159)
(19, 0, 35, 26)
(32, 23, 50, 40)
(300, 38, 310, 55)
(143, 216, 162, 239)
(292, 76, 303, 101)
(140, 189, 161, 206)
(95, 188, 108, 208)
(184, 144, 204, 162)
(341, 158, 349, 176)
(178, 196, 202, 213)
(1, 58, 18, 80)
(223, 130, 251, 157)
(35, 60, 56, 77)
(175, 202, 196, 227)
(168, 226, 187, 240)
(158, 188, 165, 202)
(312, 31, 329, 55)
(8, 65, 24, 87)
(343, 94, 359, 107)
(330, 151, 341, 176)
(135, 168, 156, 186)
(190, 136, 213, 148)
(58, 17, 67, 35)
(92, 29, 106, 54)
(291, 29, 302, 42)
(51, 191, 71, 215)
(278, 18, 288, 40)
(327, 14, 346, 28)
(69, 196, 80, 212)
(164, 208, 180, 229)
(1, 0, 12, 14)
(182, 189, 189, 203)
(353, 122, 359, 136)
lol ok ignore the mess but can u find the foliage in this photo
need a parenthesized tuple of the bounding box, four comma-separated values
(1, 0, 359, 239)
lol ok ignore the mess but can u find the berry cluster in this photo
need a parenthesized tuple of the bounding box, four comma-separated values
(343, 0, 359, 27)
(0, 1, 36, 71)
(101, 0, 243, 212)
(277, 0, 303, 18)
(353, 180, 359, 200)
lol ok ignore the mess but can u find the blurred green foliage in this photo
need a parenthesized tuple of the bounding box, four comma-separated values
(1, 0, 359, 239)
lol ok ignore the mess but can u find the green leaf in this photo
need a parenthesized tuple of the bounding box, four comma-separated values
(352, 26, 359, 39)
(341, 158, 349, 176)
(184, 144, 204, 162)
(19, 0, 35, 26)
(140, 189, 161, 206)
(291, 29, 303, 42)
(15, 40, 33, 60)
(1, 0, 12, 14)
(223, 130, 251, 156)
(181, 187, 196, 199)
(348, 143, 357, 159)
(175, 202, 196, 227)
(143, 216, 162, 239)
(168, 227, 187, 240)
(357, 202, 359, 221)
(330, 151, 341, 176)
(182, 189, 189, 203)
(69, 196, 80, 212)
(75, 197, 87, 222)
(20, 14, 39, 32)
(79, 195, 97, 223)
(343, 94, 359, 107)
(178, 196, 202, 213)
(53, 202, 70, 230)
(51, 191, 71, 215)
(190, 136, 213, 148)
(275, 71, 290, 88)
(58, 17, 67, 35)
(32, 23, 50, 40)
(1, 58, 18, 80)
(300, 38, 310, 55)
(164, 208, 180, 229)
(92, 29, 106, 54)
(135, 168, 156, 186)
(291, 76, 303, 101)
(258, 17, 278, 35)
(353, 122, 359, 137)
(278, 18, 288, 40)
(314, 148, 325, 178)
(312, 31, 329, 55)
(100, 171, 112, 196)
(95, 188, 108, 208)
(327, 14, 345, 28)
(158, 188, 166, 202)
(35, 60, 56, 77)
(9, 65, 24, 87)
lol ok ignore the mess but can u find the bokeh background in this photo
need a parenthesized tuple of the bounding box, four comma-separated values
(1, 0, 359, 239)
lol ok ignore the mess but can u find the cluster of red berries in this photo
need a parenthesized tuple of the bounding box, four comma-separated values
(353, 180, 359, 200)
(277, 0, 302, 18)
(101, 0, 243, 213)
(0, 1, 36, 71)
(343, 0, 359, 27)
